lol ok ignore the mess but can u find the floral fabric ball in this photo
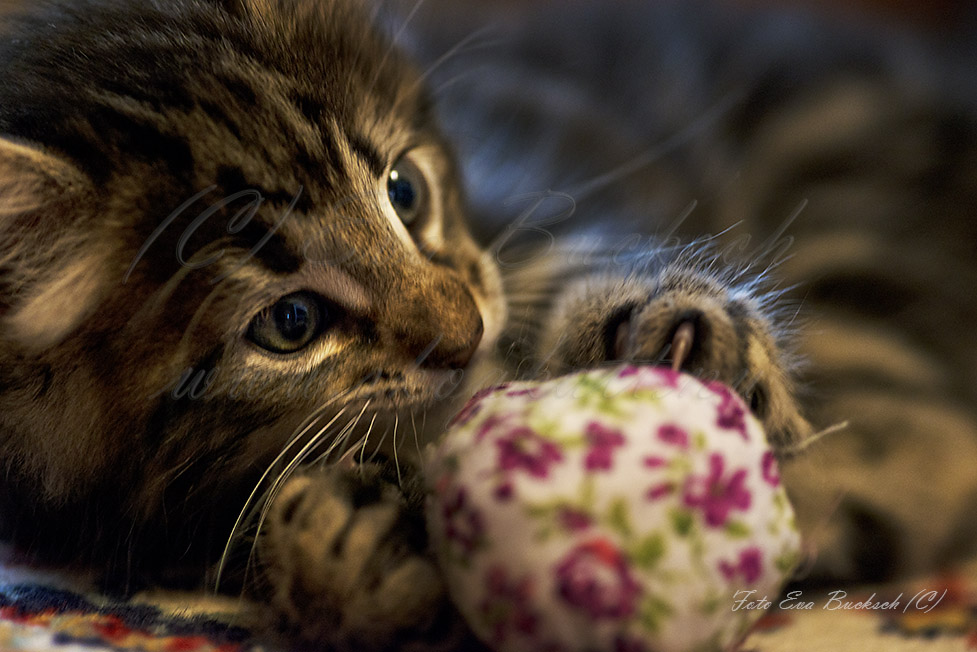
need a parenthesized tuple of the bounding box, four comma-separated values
(425, 366, 800, 652)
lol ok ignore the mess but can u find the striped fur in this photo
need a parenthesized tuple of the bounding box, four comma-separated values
(1, 0, 975, 649)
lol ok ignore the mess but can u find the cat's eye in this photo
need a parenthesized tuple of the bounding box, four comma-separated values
(247, 292, 325, 354)
(387, 153, 427, 226)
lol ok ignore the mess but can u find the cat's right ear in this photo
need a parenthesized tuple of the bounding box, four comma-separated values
(0, 137, 104, 352)
(0, 136, 86, 216)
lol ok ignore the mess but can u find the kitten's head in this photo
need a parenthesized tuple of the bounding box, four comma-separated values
(0, 0, 503, 560)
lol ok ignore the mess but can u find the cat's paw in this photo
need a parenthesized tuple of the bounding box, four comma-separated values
(540, 263, 812, 453)
(608, 271, 758, 386)
(259, 461, 471, 652)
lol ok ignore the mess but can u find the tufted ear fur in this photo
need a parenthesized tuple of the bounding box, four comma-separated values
(0, 137, 81, 213)
(0, 136, 104, 351)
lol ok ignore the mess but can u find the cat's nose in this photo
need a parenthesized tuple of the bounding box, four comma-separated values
(386, 274, 485, 370)
(421, 315, 483, 370)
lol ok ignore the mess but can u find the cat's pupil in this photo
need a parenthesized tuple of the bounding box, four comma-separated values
(388, 170, 416, 213)
(275, 300, 311, 342)
(386, 154, 426, 226)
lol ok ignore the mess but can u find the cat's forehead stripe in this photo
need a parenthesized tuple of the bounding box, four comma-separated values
(346, 133, 386, 178)
(316, 125, 353, 185)
(233, 224, 304, 276)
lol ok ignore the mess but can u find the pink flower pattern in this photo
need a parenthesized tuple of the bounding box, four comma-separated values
(479, 565, 539, 645)
(719, 547, 764, 583)
(554, 539, 642, 620)
(683, 453, 752, 527)
(643, 455, 667, 469)
(440, 487, 485, 555)
(507, 387, 543, 399)
(657, 424, 689, 448)
(652, 367, 682, 388)
(761, 451, 781, 487)
(477, 414, 511, 443)
(584, 421, 626, 471)
(646, 481, 675, 501)
(558, 507, 593, 532)
(497, 427, 564, 479)
(449, 385, 503, 427)
(619, 365, 681, 389)
(494, 481, 515, 502)
(707, 382, 750, 441)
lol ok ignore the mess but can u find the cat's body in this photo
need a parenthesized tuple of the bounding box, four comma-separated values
(0, 0, 974, 650)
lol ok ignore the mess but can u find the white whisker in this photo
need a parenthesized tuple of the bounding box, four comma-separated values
(214, 390, 351, 591)
(241, 402, 373, 582)
(785, 420, 849, 456)
(415, 26, 498, 86)
(432, 67, 480, 97)
(366, 427, 392, 465)
(411, 409, 423, 460)
(245, 406, 356, 572)
(311, 400, 372, 465)
(392, 413, 403, 486)
(367, 0, 426, 96)
(350, 411, 380, 465)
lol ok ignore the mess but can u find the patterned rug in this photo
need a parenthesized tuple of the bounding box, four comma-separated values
(0, 585, 257, 652)
(0, 546, 265, 652)
(2, 545, 976, 652)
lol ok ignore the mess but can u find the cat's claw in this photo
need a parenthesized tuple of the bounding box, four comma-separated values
(670, 320, 695, 371)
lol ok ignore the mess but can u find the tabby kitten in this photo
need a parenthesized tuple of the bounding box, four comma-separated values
(0, 0, 909, 650)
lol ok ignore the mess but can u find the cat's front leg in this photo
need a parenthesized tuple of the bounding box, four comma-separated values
(257, 460, 479, 652)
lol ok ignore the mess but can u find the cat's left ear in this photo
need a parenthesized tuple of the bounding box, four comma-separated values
(0, 137, 103, 351)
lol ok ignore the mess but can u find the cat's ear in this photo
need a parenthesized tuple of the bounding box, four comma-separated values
(0, 136, 85, 215)
(0, 137, 104, 351)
